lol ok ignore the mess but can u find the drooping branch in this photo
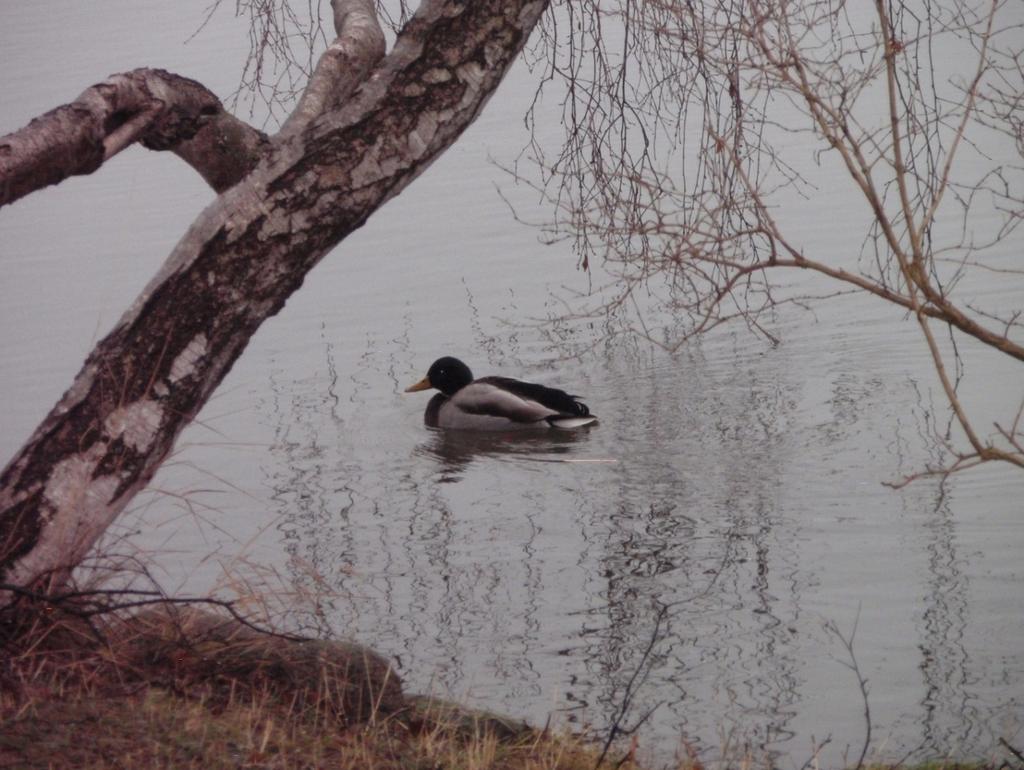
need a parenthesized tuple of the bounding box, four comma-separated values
(0, 0, 548, 606)
(0, 69, 269, 206)
(524, 0, 1023, 477)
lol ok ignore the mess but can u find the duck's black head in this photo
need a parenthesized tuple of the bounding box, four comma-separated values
(426, 357, 474, 395)
(405, 356, 474, 396)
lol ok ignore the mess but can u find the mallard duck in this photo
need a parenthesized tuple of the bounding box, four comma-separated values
(404, 357, 598, 430)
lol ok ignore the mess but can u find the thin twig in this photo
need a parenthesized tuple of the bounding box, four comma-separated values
(594, 602, 668, 769)
(824, 610, 872, 770)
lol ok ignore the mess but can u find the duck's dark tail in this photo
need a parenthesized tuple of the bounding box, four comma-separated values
(568, 399, 591, 417)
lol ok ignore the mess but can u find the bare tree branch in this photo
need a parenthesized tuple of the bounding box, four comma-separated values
(0, 69, 269, 206)
(1, 1, 388, 204)
(523, 0, 1024, 478)
(280, 0, 386, 135)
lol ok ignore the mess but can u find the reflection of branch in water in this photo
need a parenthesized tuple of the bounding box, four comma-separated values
(264, 358, 351, 638)
(568, 343, 805, 765)
(592, 550, 748, 767)
(582, 501, 692, 738)
(915, 488, 977, 756)
(403, 488, 463, 690)
(685, 399, 802, 761)
(320, 321, 341, 419)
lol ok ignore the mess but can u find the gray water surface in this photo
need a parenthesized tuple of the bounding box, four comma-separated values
(1, 3, 1022, 766)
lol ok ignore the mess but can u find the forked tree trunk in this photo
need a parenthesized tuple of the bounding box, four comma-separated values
(0, 0, 548, 607)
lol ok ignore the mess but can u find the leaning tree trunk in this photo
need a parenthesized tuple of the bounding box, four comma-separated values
(0, 0, 548, 607)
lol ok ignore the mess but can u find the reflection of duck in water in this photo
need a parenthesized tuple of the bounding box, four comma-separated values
(419, 427, 589, 482)
(404, 356, 598, 430)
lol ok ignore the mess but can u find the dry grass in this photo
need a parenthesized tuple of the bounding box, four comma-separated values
(5, 662, 1012, 770)
(0, 607, 641, 770)
(0, 682, 626, 769)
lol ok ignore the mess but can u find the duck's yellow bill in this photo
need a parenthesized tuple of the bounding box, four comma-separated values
(404, 377, 432, 393)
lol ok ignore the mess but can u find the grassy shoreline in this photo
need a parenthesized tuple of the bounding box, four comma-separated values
(1, 604, 637, 769)
(1, 604, 1018, 770)
(2, 685, 627, 770)
(6, 681, 1014, 770)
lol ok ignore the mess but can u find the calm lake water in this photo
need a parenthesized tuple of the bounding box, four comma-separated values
(2, 3, 1022, 766)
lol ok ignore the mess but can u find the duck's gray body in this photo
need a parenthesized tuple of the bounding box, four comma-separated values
(425, 379, 595, 429)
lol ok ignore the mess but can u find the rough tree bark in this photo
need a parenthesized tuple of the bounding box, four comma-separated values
(0, 69, 269, 203)
(0, 0, 548, 608)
